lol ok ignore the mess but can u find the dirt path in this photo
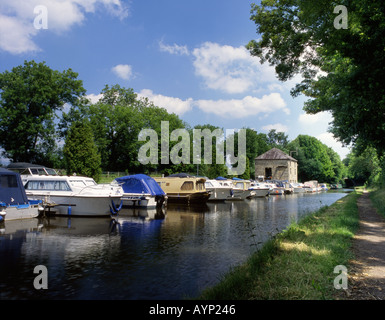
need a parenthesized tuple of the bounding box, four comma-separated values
(344, 192, 385, 299)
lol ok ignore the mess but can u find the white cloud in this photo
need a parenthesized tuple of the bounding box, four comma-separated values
(86, 93, 103, 103)
(298, 112, 333, 125)
(297, 112, 350, 159)
(138, 89, 289, 119)
(195, 93, 289, 119)
(262, 123, 289, 133)
(192, 42, 278, 94)
(138, 89, 193, 115)
(317, 132, 350, 160)
(111, 64, 133, 80)
(0, 14, 39, 54)
(159, 40, 189, 56)
(0, 0, 129, 54)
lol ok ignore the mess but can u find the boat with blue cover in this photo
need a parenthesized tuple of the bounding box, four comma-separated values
(115, 174, 167, 208)
(0, 168, 42, 221)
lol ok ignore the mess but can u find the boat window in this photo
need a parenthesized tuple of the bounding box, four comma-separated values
(84, 179, 96, 186)
(30, 168, 39, 175)
(181, 181, 194, 191)
(0, 175, 18, 188)
(69, 180, 86, 187)
(205, 182, 214, 188)
(25, 180, 71, 191)
(45, 168, 58, 175)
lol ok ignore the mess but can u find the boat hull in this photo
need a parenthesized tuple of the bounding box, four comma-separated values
(166, 191, 211, 204)
(1, 203, 41, 221)
(249, 188, 270, 197)
(121, 193, 166, 208)
(27, 193, 122, 217)
(206, 187, 232, 201)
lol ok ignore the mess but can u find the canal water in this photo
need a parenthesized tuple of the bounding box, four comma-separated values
(0, 190, 349, 300)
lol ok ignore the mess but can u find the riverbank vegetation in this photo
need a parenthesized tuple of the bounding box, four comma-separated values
(197, 191, 361, 300)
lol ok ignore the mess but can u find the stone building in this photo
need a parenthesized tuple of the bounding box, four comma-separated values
(255, 148, 298, 183)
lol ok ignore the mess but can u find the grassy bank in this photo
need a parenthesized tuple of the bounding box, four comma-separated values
(197, 191, 361, 300)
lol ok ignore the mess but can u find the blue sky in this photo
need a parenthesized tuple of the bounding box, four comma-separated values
(0, 0, 350, 160)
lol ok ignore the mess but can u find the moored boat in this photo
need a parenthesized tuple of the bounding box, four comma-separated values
(115, 174, 167, 208)
(205, 179, 233, 201)
(0, 168, 42, 221)
(304, 180, 319, 192)
(23, 175, 123, 217)
(249, 182, 270, 197)
(231, 178, 253, 199)
(154, 173, 210, 204)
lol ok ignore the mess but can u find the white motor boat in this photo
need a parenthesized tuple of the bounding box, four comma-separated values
(231, 179, 253, 199)
(205, 179, 233, 201)
(290, 183, 305, 193)
(249, 182, 270, 197)
(23, 175, 123, 217)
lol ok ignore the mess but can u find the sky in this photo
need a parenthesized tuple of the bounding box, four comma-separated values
(0, 0, 351, 161)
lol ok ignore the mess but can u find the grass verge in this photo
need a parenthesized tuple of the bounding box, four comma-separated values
(197, 191, 361, 300)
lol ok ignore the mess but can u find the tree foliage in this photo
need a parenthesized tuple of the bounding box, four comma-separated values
(0, 60, 85, 165)
(63, 120, 102, 181)
(247, 0, 385, 153)
(288, 135, 343, 183)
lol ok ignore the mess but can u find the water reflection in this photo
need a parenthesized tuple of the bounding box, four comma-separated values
(0, 191, 349, 300)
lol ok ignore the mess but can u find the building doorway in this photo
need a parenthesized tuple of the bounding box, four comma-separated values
(265, 167, 272, 180)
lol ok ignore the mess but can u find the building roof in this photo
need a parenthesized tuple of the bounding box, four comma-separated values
(255, 148, 297, 162)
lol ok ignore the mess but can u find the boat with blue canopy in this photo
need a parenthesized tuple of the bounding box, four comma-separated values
(0, 168, 42, 221)
(115, 174, 167, 208)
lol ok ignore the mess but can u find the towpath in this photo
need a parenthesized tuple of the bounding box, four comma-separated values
(343, 191, 385, 299)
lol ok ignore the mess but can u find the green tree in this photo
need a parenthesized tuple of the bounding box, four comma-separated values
(247, 0, 385, 153)
(193, 124, 228, 178)
(0, 60, 85, 165)
(288, 135, 335, 183)
(63, 120, 101, 181)
(266, 129, 289, 152)
(347, 147, 381, 185)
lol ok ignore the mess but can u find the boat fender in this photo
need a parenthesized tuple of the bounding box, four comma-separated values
(68, 206, 71, 216)
(110, 199, 123, 215)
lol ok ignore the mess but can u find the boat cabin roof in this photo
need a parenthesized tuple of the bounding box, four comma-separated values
(7, 162, 58, 176)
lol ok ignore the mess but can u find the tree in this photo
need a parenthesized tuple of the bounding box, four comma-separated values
(288, 135, 335, 183)
(247, 0, 385, 153)
(63, 120, 101, 181)
(266, 129, 289, 152)
(0, 60, 85, 165)
(347, 147, 381, 185)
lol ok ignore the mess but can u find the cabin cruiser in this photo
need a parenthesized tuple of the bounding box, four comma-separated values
(205, 179, 233, 201)
(304, 180, 319, 193)
(231, 178, 253, 199)
(154, 173, 210, 204)
(115, 174, 167, 208)
(0, 168, 42, 221)
(23, 175, 123, 217)
(265, 181, 285, 195)
(290, 183, 305, 193)
(249, 182, 270, 197)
